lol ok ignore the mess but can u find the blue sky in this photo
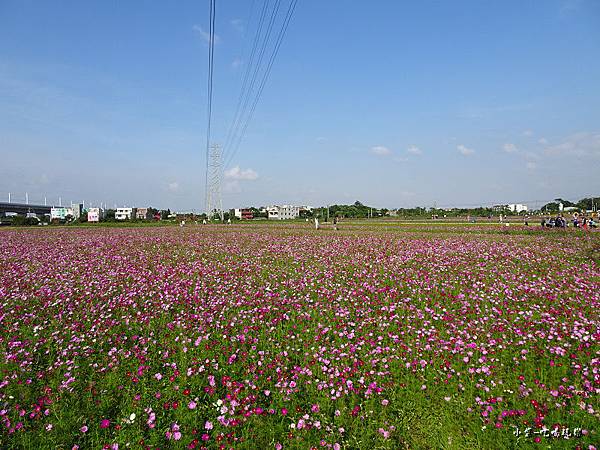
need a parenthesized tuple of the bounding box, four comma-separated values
(1, 0, 599, 211)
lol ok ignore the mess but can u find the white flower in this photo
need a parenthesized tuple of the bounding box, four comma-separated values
(129, 413, 136, 422)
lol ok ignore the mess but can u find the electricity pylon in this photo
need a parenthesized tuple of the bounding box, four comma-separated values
(205, 143, 224, 221)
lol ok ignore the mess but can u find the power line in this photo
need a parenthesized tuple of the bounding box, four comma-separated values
(224, 0, 297, 169)
(221, 0, 270, 159)
(222, 0, 282, 164)
(204, 0, 216, 214)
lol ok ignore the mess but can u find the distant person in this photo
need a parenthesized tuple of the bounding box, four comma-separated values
(202, 219, 207, 224)
(227, 218, 231, 225)
(180, 220, 185, 228)
(314, 217, 319, 230)
(333, 216, 338, 231)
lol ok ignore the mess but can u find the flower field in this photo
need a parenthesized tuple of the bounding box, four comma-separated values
(0, 224, 598, 449)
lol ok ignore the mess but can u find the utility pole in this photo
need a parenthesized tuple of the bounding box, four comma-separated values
(205, 143, 224, 221)
(26, 192, 29, 204)
(8, 193, 10, 203)
(59, 197, 62, 207)
(44, 197, 47, 206)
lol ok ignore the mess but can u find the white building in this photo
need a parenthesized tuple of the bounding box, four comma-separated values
(136, 207, 152, 220)
(50, 207, 74, 221)
(71, 203, 83, 220)
(507, 204, 528, 213)
(267, 206, 279, 220)
(87, 207, 104, 223)
(267, 205, 300, 220)
(115, 207, 136, 220)
(493, 204, 528, 214)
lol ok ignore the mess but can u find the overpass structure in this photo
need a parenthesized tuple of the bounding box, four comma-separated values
(0, 202, 53, 216)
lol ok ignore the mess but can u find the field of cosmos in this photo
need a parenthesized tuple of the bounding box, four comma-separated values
(0, 223, 598, 449)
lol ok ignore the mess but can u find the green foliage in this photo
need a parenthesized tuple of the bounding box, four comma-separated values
(105, 209, 116, 221)
(9, 216, 39, 226)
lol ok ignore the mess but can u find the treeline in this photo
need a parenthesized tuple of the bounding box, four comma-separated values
(541, 197, 598, 212)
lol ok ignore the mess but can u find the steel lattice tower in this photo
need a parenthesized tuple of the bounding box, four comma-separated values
(205, 143, 224, 221)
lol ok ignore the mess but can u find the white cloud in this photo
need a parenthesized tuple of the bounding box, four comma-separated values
(223, 180, 242, 194)
(544, 132, 600, 158)
(370, 145, 392, 156)
(407, 145, 422, 155)
(224, 166, 259, 180)
(230, 18, 244, 33)
(503, 143, 518, 153)
(538, 137, 548, 145)
(523, 130, 534, 137)
(231, 57, 242, 69)
(524, 151, 540, 161)
(393, 156, 409, 163)
(457, 144, 475, 156)
(192, 25, 221, 45)
(168, 181, 179, 192)
(526, 162, 537, 170)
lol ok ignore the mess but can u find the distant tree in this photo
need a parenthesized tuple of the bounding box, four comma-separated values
(105, 209, 116, 221)
(577, 197, 599, 211)
(160, 209, 171, 220)
(554, 198, 576, 207)
(77, 212, 88, 223)
(11, 216, 38, 226)
(541, 202, 560, 212)
(11, 216, 26, 226)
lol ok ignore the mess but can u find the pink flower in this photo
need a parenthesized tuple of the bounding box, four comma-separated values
(188, 401, 197, 409)
(100, 419, 110, 429)
(281, 408, 288, 415)
(311, 404, 320, 413)
(378, 428, 390, 439)
(204, 421, 213, 430)
(80, 425, 88, 433)
(201, 434, 210, 441)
